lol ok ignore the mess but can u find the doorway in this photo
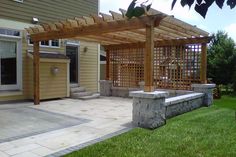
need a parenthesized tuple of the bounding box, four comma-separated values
(0, 38, 22, 91)
(66, 45, 79, 84)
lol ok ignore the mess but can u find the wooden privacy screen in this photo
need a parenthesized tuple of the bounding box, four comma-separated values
(107, 44, 202, 90)
(153, 44, 201, 90)
(108, 47, 144, 88)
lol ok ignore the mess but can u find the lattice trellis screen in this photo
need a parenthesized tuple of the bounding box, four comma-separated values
(107, 44, 202, 90)
(153, 44, 201, 90)
(108, 48, 144, 87)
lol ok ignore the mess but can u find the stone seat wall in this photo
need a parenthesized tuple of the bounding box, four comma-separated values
(165, 93, 204, 119)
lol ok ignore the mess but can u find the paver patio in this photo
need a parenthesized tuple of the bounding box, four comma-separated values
(0, 97, 133, 157)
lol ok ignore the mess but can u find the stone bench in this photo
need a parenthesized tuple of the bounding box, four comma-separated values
(165, 93, 204, 119)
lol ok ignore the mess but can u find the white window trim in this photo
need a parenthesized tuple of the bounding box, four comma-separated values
(0, 34, 22, 91)
(28, 39, 61, 48)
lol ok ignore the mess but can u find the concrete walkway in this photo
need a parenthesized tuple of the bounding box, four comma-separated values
(0, 97, 133, 157)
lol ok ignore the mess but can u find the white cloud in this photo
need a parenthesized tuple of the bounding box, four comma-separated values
(225, 24, 236, 42)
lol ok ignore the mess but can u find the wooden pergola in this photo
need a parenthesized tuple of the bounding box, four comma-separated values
(26, 8, 211, 105)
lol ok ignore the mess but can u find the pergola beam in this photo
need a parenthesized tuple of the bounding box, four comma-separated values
(103, 37, 212, 49)
(31, 14, 165, 42)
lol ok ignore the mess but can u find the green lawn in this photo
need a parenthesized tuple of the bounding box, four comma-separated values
(64, 96, 236, 157)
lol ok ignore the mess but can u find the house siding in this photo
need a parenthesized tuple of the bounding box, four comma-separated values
(0, 0, 99, 101)
(0, 93, 25, 101)
(80, 41, 99, 92)
(0, 0, 98, 23)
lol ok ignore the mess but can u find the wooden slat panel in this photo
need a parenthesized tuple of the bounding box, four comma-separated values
(104, 37, 211, 49)
(74, 17, 87, 26)
(67, 19, 79, 27)
(107, 44, 202, 90)
(99, 13, 114, 22)
(109, 11, 124, 20)
(31, 14, 165, 42)
(54, 22, 64, 29)
(83, 16, 95, 25)
(90, 14, 104, 24)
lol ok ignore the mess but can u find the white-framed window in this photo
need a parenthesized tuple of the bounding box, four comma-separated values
(28, 38, 60, 48)
(0, 28, 22, 91)
(40, 40, 50, 46)
(0, 28, 21, 37)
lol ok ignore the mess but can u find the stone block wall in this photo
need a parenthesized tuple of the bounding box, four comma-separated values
(130, 91, 168, 129)
(111, 87, 139, 98)
(191, 84, 216, 106)
(165, 93, 204, 119)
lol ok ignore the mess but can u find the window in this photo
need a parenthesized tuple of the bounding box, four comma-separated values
(0, 41, 17, 85)
(28, 38, 60, 48)
(28, 38, 33, 45)
(0, 28, 20, 37)
(0, 28, 22, 90)
(40, 40, 50, 46)
(51, 39, 59, 47)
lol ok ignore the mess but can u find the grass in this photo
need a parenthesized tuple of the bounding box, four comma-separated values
(64, 95, 236, 157)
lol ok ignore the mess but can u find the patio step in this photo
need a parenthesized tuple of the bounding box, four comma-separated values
(70, 87, 86, 93)
(70, 83, 79, 88)
(71, 91, 93, 98)
(70, 84, 100, 100)
(78, 93, 100, 100)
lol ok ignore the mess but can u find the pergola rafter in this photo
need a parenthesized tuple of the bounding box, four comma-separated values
(26, 8, 211, 105)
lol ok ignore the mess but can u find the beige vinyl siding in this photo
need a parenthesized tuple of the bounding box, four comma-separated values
(0, 0, 98, 23)
(0, 0, 99, 101)
(80, 41, 99, 92)
(0, 20, 100, 101)
(0, 93, 25, 101)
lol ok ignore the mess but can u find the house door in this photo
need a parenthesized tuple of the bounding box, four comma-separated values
(66, 45, 79, 83)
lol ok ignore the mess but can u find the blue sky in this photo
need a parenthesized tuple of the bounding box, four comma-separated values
(100, 0, 236, 42)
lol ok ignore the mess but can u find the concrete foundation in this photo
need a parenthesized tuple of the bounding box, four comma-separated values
(129, 91, 168, 129)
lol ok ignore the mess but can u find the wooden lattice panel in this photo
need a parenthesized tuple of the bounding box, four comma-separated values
(108, 48, 144, 87)
(108, 44, 202, 90)
(154, 44, 201, 90)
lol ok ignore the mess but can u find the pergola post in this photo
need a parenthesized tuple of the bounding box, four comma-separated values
(200, 43, 207, 83)
(106, 50, 110, 80)
(33, 41, 40, 105)
(144, 23, 154, 92)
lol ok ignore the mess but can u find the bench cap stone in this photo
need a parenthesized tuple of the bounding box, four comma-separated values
(129, 91, 169, 99)
(191, 84, 216, 88)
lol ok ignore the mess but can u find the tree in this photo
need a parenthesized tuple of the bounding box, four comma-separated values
(171, 0, 236, 18)
(126, 0, 236, 18)
(207, 31, 236, 91)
